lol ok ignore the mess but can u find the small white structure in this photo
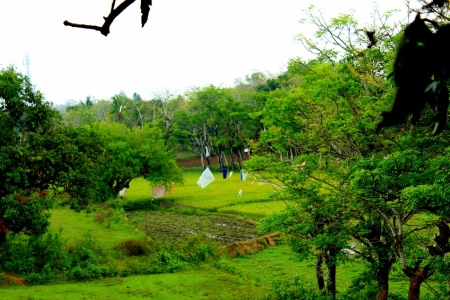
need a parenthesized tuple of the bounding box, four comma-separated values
(152, 185, 166, 199)
(118, 188, 127, 198)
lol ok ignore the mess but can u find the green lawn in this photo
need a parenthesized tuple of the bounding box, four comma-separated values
(1, 267, 271, 300)
(49, 207, 144, 249)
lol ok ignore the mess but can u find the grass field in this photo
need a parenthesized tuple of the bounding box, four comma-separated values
(0, 267, 271, 299)
(2, 168, 418, 299)
(127, 170, 289, 218)
(49, 207, 145, 248)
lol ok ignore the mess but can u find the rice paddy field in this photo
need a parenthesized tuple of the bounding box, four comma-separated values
(126, 169, 290, 217)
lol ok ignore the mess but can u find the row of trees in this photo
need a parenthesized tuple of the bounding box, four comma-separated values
(62, 74, 270, 170)
(0, 67, 182, 248)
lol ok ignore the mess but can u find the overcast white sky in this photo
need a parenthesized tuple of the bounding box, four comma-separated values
(0, 0, 408, 104)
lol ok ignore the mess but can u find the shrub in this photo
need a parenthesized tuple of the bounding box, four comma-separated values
(114, 237, 153, 256)
(0, 232, 69, 278)
(69, 264, 118, 281)
(183, 235, 219, 264)
(66, 232, 104, 268)
(158, 251, 187, 273)
(94, 210, 113, 223)
(272, 274, 332, 300)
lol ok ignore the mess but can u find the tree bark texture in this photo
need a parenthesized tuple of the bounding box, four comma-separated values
(326, 264, 337, 300)
(0, 218, 7, 244)
(315, 255, 325, 291)
(376, 262, 391, 300)
(405, 267, 429, 300)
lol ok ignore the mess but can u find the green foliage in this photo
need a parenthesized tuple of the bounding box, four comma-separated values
(0, 232, 69, 277)
(86, 122, 183, 199)
(1, 192, 54, 238)
(339, 267, 379, 300)
(0, 67, 105, 245)
(272, 274, 332, 300)
(65, 232, 119, 281)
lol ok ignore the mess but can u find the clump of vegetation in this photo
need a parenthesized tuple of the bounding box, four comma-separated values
(272, 274, 332, 300)
(114, 237, 153, 256)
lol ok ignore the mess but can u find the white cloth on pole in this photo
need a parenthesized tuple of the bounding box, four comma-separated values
(197, 167, 215, 188)
(205, 146, 210, 157)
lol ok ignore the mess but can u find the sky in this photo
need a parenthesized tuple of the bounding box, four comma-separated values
(0, 0, 409, 104)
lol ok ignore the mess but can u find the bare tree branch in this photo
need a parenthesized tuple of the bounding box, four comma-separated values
(141, 0, 152, 27)
(64, 0, 152, 36)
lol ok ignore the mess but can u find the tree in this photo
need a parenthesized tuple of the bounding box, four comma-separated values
(87, 122, 183, 198)
(0, 67, 104, 244)
(254, 155, 351, 299)
(347, 143, 450, 300)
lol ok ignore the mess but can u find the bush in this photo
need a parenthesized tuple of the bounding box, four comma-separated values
(272, 275, 332, 300)
(66, 231, 104, 268)
(0, 232, 69, 278)
(114, 237, 153, 256)
(183, 235, 219, 264)
(69, 264, 118, 281)
(158, 251, 187, 273)
(94, 210, 113, 223)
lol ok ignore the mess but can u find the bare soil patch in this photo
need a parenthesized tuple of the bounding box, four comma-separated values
(1, 274, 26, 286)
(127, 210, 261, 245)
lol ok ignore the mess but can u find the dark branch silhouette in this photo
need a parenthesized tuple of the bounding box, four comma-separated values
(377, 1, 450, 135)
(63, 0, 152, 36)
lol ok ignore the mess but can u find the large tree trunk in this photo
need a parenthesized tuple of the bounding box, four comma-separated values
(323, 252, 337, 300)
(229, 148, 235, 171)
(375, 250, 396, 300)
(326, 264, 336, 300)
(406, 267, 428, 300)
(237, 148, 244, 170)
(315, 255, 325, 292)
(376, 262, 391, 300)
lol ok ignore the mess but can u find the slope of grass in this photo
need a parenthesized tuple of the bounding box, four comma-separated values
(0, 267, 272, 300)
(49, 207, 144, 248)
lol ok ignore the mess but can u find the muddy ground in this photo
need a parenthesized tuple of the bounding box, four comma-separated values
(127, 210, 261, 245)
(124, 155, 258, 246)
